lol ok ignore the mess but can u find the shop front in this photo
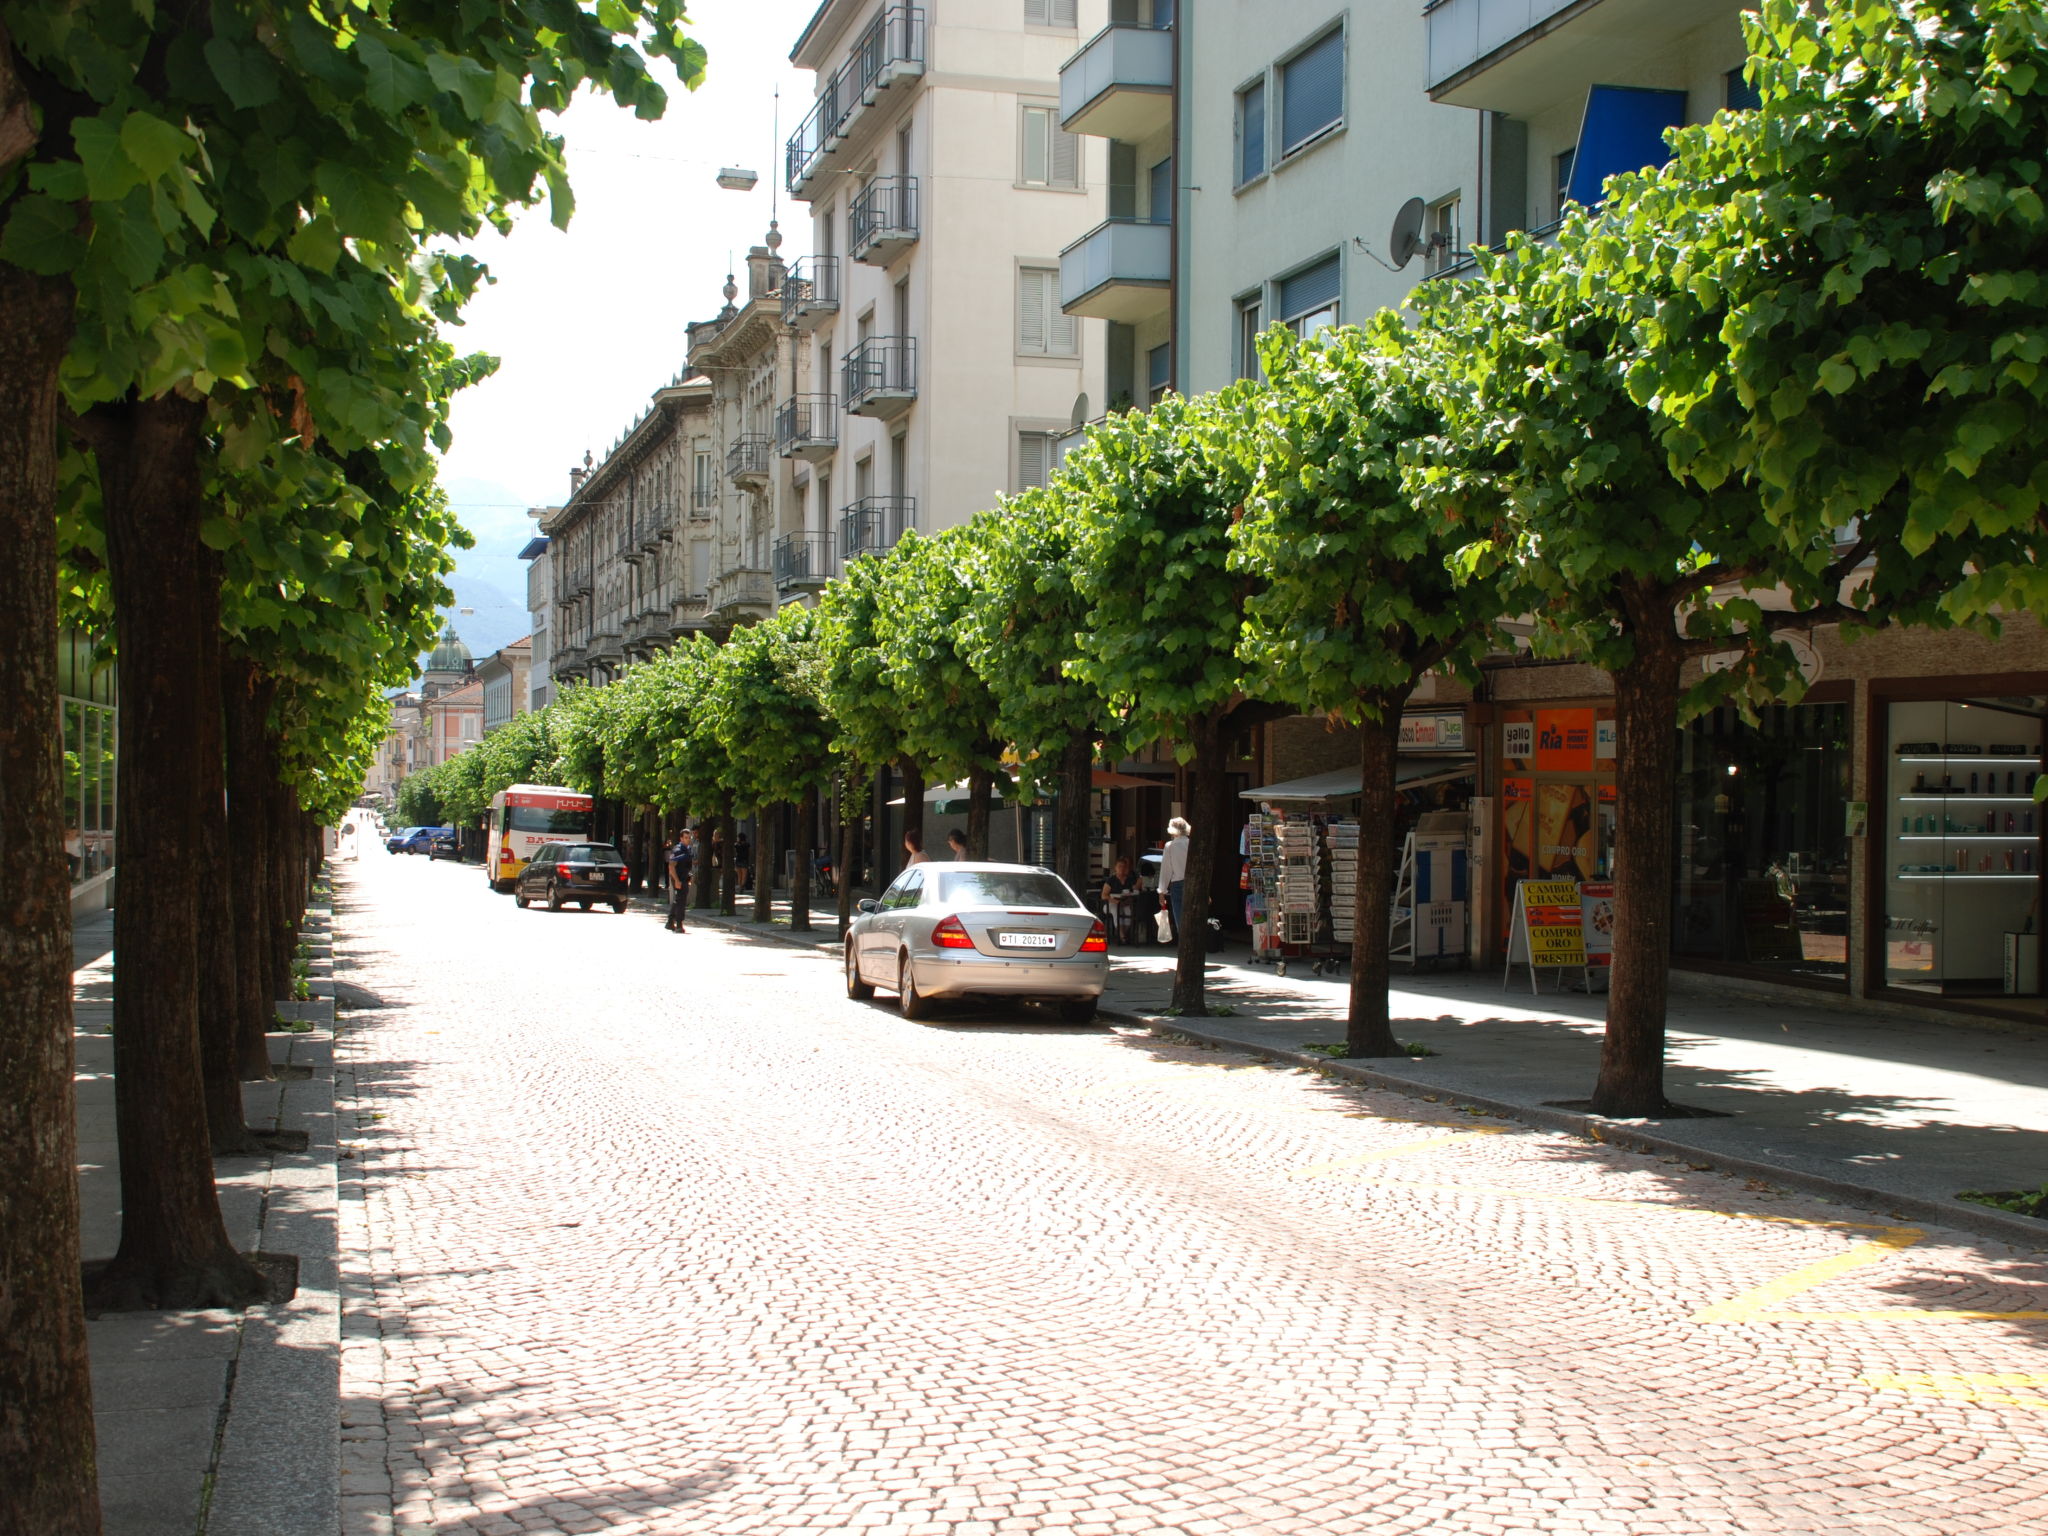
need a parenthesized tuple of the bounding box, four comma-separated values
(1496, 703, 1617, 942)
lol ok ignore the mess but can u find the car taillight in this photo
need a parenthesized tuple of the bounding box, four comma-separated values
(557, 863, 573, 878)
(618, 869, 628, 881)
(931, 915, 975, 949)
(1081, 921, 1108, 953)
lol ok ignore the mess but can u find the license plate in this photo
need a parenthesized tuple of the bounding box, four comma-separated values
(582, 872, 603, 882)
(996, 932, 1058, 949)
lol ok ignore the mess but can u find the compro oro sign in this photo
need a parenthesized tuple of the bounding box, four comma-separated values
(1504, 878, 1588, 993)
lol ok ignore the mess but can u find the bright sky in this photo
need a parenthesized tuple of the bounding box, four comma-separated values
(436, 1, 819, 526)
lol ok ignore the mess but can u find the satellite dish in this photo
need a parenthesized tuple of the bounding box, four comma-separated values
(1388, 197, 1427, 270)
(1069, 392, 1090, 430)
(716, 166, 760, 192)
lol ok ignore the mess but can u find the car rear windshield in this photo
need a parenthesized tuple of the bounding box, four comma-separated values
(564, 845, 624, 864)
(935, 871, 1077, 909)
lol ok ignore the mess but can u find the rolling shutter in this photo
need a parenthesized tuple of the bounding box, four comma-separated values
(1278, 254, 1340, 325)
(1280, 29, 1343, 153)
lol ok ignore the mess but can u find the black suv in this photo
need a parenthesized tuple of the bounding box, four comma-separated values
(514, 842, 631, 913)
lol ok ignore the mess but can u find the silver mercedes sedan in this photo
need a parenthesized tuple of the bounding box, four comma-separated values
(845, 861, 1109, 1022)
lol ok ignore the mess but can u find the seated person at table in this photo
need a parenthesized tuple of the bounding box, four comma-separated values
(1100, 856, 1143, 945)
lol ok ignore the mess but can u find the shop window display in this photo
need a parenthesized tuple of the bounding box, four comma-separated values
(1672, 701, 1849, 983)
(1883, 698, 2044, 998)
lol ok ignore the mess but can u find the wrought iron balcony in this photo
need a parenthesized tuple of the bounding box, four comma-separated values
(726, 433, 772, 487)
(842, 336, 917, 419)
(850, 176, 919, 265)
(780, 256, 840, 330)
(1059, 20, 1173, 140)
(839, 495, 915, 560)
(785, 7, 927, 199)
(1060, 217, 1172, 323)
(775, 394, 839, 462)
(773, 532, 835, 591)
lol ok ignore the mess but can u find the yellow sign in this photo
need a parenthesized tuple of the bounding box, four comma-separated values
(1505, 878, 1585, 991)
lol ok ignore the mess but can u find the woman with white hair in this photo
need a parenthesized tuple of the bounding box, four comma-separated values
(1158, 817, 1191, 944)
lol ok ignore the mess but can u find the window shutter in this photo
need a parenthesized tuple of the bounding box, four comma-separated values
(1051, 123, 1080, 188)
(1278, 255, 1340, 324)
(1018, 432, 1047, 491)
(1239, 81, 1266, 181)
(1280, 29, 1343, 152)
(1048, 292, 1077, 356)
(1019, 268, 1047, 353)
(1024, 0, 1049, 23)
(1053, 0, 1077, 26)
(1022, 106, 1049, 185)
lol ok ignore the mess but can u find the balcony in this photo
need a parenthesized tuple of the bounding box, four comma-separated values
(780, 255, 840, 330)
(551, 643, 587, 672)
(840, 496, 916, 561)
(842, 337, 917, 419)
(668, 593, 713, 636)
(588, 621, 625, 664)
(775, 394, 839, 462)
(639, 506, 666, 553)
(786, 6, 927, 199)
(709, 567, 774, 621)
(1059, 217, 1171, 323)
(1424, 0, 1734, 113)
(850, 177, 919, 265)
(726, 434, 771, 488)
(773, 532, 835, 592)
(1059, 22, 1173, 141)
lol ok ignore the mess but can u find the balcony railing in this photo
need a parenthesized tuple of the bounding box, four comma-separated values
(726, 434, 771, 486)
(1059, 217, 1172, 322)
(690, 485, 716, 519)
(1059, 20, 1174, 139)
(842, 336, 917, 419)
(786, 6, 927, 197)
(780, 255, 840, 329)
(711, 568, 774, 617)
(668, 593, 711, 634)
(850, 176, 919, 264)
(840, 495, 916, 560)
(773, 532, 835, 590)
(774, 393, 839, 461)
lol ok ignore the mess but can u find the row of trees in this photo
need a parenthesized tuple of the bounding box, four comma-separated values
(0, 4, 709, 1531)
(409, 0, 2048, 1130)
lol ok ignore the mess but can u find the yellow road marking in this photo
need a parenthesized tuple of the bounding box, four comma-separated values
(1860, 1372, 2048, 1410)
(1692, 1226, 1924, 1323)
(1290, 1128, 1507, 1178)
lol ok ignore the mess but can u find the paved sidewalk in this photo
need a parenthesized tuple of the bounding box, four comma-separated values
(74, 899, 342, 1535)
(671, 891, 2048, 1248)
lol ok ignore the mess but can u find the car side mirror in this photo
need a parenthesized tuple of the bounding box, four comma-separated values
(857, 899, 881, 915)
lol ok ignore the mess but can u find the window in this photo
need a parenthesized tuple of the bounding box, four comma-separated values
(1147, 342, 1171, 405)
(692, 450, 715, 509)
(1554, 148, 1575, 220)
(1425, 195, 1461, 273)
(1236, 79, 1266, 183)
(1279, 27, 1343, 156)
(936, 870, 1078, 908)
(1018, 266, 1078, 356)
(890, 432, 907, 496)
(1725, 67, 1761, 113)
(1021, 105, 1081, 189)
(1023, 0, 1077, 25)
(1017, 429, 1060, 491)
(1235, 295, 1264, 381)
(1146, 156, 1171, 224)
(1278, 253, 1340, 338)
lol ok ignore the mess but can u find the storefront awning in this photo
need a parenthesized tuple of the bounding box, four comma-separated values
(1240, 757, 1476, 803)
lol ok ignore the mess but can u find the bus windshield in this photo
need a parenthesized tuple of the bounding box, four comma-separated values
(507, 805, 591, 835)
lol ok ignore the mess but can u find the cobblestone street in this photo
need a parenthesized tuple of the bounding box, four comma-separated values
(335, 843, 2048, 1536)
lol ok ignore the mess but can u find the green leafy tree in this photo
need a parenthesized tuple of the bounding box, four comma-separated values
(1066, 394, 1279, 1014)
(957, 490, 1119, 898)
(1230, 320, 1519, 1057)
(817, 547, 919, 910)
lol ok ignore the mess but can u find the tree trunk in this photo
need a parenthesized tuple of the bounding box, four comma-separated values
(966, 765, 994, 859)
(1590, 609, 1684, 1117)
(222, 661, 279, 1081)
(898, 758, 924, 864)
(718, 802, 738, 914)
(792, 784, 816, 933)
(752, 804, 775, 922)
(692, 815, 715, 909)
(86, 392, 265, 1311)
(0, 258, 103, 1534)
(193, 582, 258, 1156)
(264, 765, 298, 1008)
(1170, 714, 1225, 1015)
(1347, 703, 1410, 1057)
(1056, 730, 1094, 899)
(836, 772, 858, 940)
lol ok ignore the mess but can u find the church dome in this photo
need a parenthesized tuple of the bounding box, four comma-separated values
(424, 625, 472, 674)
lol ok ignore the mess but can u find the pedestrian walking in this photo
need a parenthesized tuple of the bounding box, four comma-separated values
(1159, 817, 1191, 944)
(946, 829, 969, 860)
(903, 827, 928, 866)
(664, 831, 694, 932)
(734, 831, 752, 893)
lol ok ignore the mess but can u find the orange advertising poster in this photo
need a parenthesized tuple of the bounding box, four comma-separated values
(1536, 708, 1596, 772)
(1537, 781, 1596, 881)
(1502, 778, 1535, 889)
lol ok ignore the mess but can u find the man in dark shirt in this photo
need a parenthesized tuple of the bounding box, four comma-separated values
(665, 831, 694, 932)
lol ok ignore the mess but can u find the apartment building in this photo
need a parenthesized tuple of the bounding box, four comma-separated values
(477, 637, 532, 734)
(520, 519, 553, 711)
(783, 0, 1109, 562)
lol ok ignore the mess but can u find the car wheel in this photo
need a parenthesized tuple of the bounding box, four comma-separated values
(1057, 998, 1099, 1024)
(898, 955, 932, 1021)
(612, 902, 627, 914)
(546, 883, 563, 912)
(846, 943, 874, 1000)
(514, 889, 530, 909)
(578, 900, 592, 911)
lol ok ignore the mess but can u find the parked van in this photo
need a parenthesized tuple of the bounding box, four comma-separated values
(486, 785, 594, 892)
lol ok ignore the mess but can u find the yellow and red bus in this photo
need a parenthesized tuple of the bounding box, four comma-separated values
(486, 784, 594, 892)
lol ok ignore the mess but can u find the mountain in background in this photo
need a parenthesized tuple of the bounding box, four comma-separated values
(413, 474, 555, 675)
